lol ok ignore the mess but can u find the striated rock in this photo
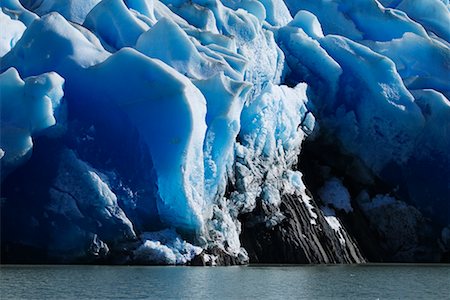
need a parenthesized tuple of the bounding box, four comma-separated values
(240, 193, 365, 264)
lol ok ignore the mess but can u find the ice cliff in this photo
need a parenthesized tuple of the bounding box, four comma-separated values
(1, 0, 449, 264)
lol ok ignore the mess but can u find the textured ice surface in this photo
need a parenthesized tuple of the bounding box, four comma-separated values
(1, 0, 449, 263)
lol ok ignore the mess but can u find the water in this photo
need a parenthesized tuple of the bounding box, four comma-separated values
(1, 264, 449, 299)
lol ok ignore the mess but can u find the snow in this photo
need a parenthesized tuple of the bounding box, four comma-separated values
(321, 206, 346, 245)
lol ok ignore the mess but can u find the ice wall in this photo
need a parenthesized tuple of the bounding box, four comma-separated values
(1, 0, 448, 263)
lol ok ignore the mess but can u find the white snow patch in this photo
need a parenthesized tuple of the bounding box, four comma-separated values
(322, 206, 346, 245)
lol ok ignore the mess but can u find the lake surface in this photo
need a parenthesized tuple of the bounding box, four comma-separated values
(1, 264, 449, 299)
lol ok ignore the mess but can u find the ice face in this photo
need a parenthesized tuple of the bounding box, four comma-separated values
(1, 0, 449, 263)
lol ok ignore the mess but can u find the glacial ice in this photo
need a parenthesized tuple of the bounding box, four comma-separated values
(0, 67, 63, 172)
(1, 0, 449, 264)
(21, 0, 102, 24)
(134, 229, 202, 264)
(318, 178, 353, 213)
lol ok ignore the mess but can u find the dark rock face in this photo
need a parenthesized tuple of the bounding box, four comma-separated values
(298, 135, 445, 263)
(240, 193, 365, 264)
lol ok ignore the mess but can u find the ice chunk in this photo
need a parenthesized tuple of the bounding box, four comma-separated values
(0, 10, 26, 57)
(258, 0, 292, 27)
(240, 83, 311, 158)
(277, 25, 342, 109)
(233, 83, 313, 221)
(59, 49, 208, 233)
(1, 12, 109, 76)
(136, 17, 237, 80)
(29, 0, 101, 24)
(289, 10, 324, 39)
(221, 0, 267, 22)
(83, 0, 149, 50)
(49, 149, 136, 242)
(0, 0, 39, 26)
(284, 0, 362, 40)
(124, 0, 158, 25)
(285, 0, 428, 42)
(134, 229, 202, 264)
(386, 0, 450, 41)
(0, 68, 63, 170)
(318, 178, 353, 213)
(362, 32, 450, 96)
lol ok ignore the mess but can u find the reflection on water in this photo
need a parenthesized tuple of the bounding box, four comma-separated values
(1, 264, 449, 299)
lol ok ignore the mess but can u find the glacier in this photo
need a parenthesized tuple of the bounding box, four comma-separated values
(1, 0, 449, 264)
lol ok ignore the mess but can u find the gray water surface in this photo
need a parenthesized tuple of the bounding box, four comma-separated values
(1, 264, 449, 299)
